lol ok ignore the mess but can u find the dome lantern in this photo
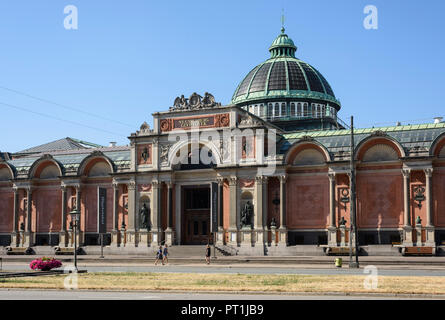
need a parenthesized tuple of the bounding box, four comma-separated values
(268, 27, 297, 58)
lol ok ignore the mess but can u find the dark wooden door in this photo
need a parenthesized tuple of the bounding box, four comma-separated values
(184, 210, 211, 245)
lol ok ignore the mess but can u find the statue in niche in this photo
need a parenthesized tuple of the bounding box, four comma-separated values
(141, 147, 149, 162)
(270, 218, 277, 228)
(240, 201, 254, 229)
(416, 216, 422, 225)
(140, 203, 150, 230)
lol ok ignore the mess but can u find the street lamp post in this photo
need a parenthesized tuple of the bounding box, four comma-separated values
(349, 116, 359, 268)
(69, 208, 80, 271)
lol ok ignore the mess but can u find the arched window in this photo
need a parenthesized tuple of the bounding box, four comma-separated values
(267, 103, 273, 118)
(281, 103, 286, 117)
(254, 105, 258, 115)
(290, 103, 296, 117)
(297, 103, 302, 117)
(274, 103, 280, 118)
(321, 105, 326, 117)
(311, 104, 316, 118)
(303, 103, 308, 117)
(260, 104, 265, 117)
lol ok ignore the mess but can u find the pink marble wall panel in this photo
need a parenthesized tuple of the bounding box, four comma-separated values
(286, 175, 329, 229)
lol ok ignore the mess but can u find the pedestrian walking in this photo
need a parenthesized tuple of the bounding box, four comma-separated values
(205, 244, 211, 265)
(155, 245, 164, 265)
(163, 244, 169, 265)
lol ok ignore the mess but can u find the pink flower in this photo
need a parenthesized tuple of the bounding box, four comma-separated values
(29, 257, 63, 271)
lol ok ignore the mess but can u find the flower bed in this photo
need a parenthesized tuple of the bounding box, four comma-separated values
(30, 257, 62, 271)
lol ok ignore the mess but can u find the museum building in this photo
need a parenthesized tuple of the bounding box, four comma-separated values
(1, 28, 445, 256)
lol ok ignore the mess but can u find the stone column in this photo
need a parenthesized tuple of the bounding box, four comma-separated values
(402, 169, 413, 246)
(24, 187, 33, 247)
(153, 138, 160, 171)
(110, 182, 120, 247)
(327, 173, 337, 246)
(262, 176, 269, 246)
(228, 176, 238, 245)
(11, 187, 19, 247)
(424, 168, 435, 246)
(126, 180, 137, 246)
(164, 182, 174, 246)
(58, 186, 68, 247)
(254, 176, 265, 246)
(278, 175, 287, 246)
(216, 177, 224, 245)
(150, 180, 161, 246)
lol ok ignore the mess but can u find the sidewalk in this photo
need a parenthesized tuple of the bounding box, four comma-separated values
(3, 254, 445, 267)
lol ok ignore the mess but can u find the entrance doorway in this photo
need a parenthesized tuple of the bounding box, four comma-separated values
(182, 186, 212, 245)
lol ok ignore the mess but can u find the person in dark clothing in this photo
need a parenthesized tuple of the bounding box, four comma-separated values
(155, 245, 164, 265)
(163, 244, 169, 265)
(205, 244, 211, 265)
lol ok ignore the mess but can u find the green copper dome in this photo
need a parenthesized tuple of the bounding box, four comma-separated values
(231, 28, 341, 110)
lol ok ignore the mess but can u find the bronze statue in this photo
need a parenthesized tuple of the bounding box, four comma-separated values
(240, 201, 253, 228)
(141, 147, 149, 162)
(140, 203, 150, 230)
(416, 216, 422, 225)
(339, 216, 347, 226)
(270, 218, 277, 228)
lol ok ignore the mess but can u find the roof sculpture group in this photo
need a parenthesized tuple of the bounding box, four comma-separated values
(171, 92, 221, 111)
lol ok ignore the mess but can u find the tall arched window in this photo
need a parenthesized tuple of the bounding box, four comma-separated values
(303, 103, 308, 117)
(281, 103, 286, 117)
(297, 103, 302, 117)
(290, 103, 296, 117)
(260, 104, 265, 117)
(267, 103, 273, 118)
(274, 103, 280, 118)
(321, 105, 326, 117)
(254, 105, 258, 115)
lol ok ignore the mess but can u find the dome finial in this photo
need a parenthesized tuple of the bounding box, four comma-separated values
(281, 9, 285, 33)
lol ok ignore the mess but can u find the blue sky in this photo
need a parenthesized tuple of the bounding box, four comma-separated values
(1, 0, 444, 152)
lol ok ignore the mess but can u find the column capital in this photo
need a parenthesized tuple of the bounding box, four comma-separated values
(166, 181, 173, 189)
(328, 172, 336, 182)
(216, 176, 225, 185)
(228, 176, 238, 186)
(128, 180, 136, 190)
(255, 176, 268, 185)
(151, 180, 161, 188)
(152, 137, 159, 145)
(61, 185, 68, 192)
(402, 168, 411, 178)
(279, 174, 287, 183)
(424, 168, 433, 178)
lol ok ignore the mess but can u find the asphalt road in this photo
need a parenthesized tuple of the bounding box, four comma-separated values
(0, 289, 438, 300)
(2, 263, 445, 277)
